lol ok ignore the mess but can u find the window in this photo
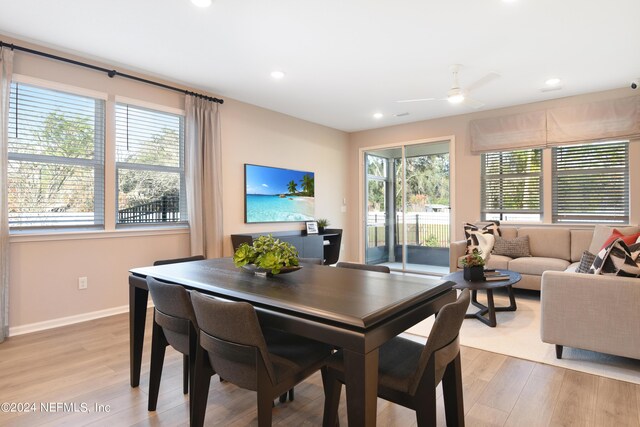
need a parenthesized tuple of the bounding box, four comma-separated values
(115, 103, 186, 225)
(8, 82, 105, 229)
(552, 140, 629, 224)
(481, 149, 542, 222)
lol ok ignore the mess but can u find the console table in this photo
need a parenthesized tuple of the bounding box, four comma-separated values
(231, 228, 342, 265)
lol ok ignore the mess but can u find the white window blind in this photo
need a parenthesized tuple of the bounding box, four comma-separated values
(552, 141, 629, 224)
(115, 103, 186, 225)
(481, 149, 542, 222)
(8, 82, 105, 229)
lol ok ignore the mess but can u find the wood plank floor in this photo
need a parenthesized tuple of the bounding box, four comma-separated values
(1, 311, 639, 427)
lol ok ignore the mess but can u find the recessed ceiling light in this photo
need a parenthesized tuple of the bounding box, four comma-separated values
(270, 71, 285, 79)
(545, 77, 562, 86)
(373, 113, 383, 119)
(191, 0, 212, 7)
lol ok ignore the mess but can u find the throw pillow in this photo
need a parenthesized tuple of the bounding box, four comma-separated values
(492, 235, 531, 258)
(575, 251, 596, 274)
(589, 238, 640, 277)
(464, 220, 501, 254)
(600, 229, 640, 251)
(465, 231, 495, 260)
(588, 224, 640, 255)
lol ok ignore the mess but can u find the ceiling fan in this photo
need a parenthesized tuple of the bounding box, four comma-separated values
(396, 64, 500, 109)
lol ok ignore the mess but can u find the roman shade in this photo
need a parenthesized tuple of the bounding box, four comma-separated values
(469, 110, 546, 154)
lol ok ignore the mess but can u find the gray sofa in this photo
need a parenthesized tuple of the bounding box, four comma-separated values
(450, 226, 593, 291)
(450, 225, 640, 359)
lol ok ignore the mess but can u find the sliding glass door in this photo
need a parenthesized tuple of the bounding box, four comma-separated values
(364, 141, 450, 275)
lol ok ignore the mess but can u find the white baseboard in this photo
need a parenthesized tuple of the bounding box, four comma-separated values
(9, 300, 155, 337)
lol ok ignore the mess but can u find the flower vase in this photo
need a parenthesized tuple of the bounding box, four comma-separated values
(463, 266, 484, 281)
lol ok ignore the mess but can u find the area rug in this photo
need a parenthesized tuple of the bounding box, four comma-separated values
(405, 289, 640, 384)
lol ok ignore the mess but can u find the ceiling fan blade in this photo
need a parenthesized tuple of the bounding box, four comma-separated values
(462, 96, 485, 109)
(395, 98, 438, 103)
(466, 72, 500, 92)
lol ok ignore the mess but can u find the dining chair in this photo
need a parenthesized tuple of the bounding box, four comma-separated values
(335, 261, 391, 273)
(322, 289, 470, 427)
(299, 257, 324, 265)
(146, 255, 204, 411)
(189, 291, 333, 427)
(146, 276, 199, 411)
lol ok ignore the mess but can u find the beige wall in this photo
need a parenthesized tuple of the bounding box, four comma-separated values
(346, 87, 639, 262)
(5, 36, 349, 331)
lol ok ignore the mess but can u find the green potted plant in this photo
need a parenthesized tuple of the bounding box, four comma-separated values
(461, 248, 485, 281)
(316, 218, 330, 234)
(233, 234, 300, 276)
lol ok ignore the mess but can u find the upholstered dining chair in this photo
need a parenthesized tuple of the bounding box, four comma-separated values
(146, 255, 204, 411)
(322, 289, 471, 427)
(298, 257, 324, 265)
(189, 291, 333, 427)
(335, 261, 391, 273)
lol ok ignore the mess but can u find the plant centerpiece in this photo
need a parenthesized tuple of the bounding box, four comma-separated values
(233, 234, 300, 276)
(316, 218, 330, 234)
(461, 248, 485, 281)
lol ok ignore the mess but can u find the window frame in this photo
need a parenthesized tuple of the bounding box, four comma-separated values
(7, 75, 107, 231)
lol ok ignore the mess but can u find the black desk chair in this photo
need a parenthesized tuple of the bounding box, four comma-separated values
(335, 261, 391, 273)
(190, 291, 333, 427)
(322, 289, 470, 427)
(146, 255, 204, 411)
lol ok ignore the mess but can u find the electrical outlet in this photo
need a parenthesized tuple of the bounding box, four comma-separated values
(78, 277, 88, 290)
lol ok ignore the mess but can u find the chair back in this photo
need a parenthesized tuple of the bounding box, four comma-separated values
(336, 261, 390, 273)
(190, 291, 277, 390)
(299, 257, 323, 265)
(147, 277, 198, 354)
(410, 289, 470, 394)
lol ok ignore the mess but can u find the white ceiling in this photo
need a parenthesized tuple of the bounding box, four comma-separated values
(1, 0, 639, 132)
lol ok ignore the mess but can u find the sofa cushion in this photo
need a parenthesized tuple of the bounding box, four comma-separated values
(493, 235, 531, 258)
(589, 239, 640, 277)
(570, 229, 593, 262)
(485, 254, 512, 270)
(508, 257, 570, 276)
(588, 225, 640, 255)
(566, 261, 581, 273)
(517, 228, 571, 260)
(500, 227, 518, 240)
(575, 251, 596, 274)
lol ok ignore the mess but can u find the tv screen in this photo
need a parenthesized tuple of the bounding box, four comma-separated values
(244, 164, 315, 223)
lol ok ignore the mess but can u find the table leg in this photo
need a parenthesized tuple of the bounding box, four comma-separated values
(343, 348, 379, 427)
(494, 285, 518, 312)
(129, 278, 149, 387)
(486, 289, 497, 327)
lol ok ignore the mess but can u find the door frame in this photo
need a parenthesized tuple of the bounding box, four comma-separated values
(358, 135, 457, 268)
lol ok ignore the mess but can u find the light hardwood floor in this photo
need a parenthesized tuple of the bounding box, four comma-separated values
(1, 311, 639, 427)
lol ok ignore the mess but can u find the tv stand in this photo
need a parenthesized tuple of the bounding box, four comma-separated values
(231, 229, 342, 265)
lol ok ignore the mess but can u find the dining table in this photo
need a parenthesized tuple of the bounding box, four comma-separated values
(129, 257, 459, 427)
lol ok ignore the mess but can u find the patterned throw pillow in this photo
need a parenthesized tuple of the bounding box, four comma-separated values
(589, 238, 640, 277)
(576, 251, 596, 274)
(464, 221, 501, 254)
(465, 232, 495, 260)
(492, 235, 531, 258)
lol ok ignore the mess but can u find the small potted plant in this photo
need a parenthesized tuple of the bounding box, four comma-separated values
(461, 248, 485, 281)
(233, 234, 300, 276)
(316, 218, 330, 234)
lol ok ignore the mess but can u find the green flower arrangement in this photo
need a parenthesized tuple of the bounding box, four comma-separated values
(233, 235, 300, 275)
(461, 248, 485, 267)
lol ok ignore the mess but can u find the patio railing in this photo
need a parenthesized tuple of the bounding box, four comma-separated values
(118, 195, 180, 224)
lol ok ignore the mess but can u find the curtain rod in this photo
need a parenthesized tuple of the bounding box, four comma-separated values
(0, 41, 224, 104)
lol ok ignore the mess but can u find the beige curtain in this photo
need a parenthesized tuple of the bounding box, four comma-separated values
(185, 96, 223, 258)
(546, 96, 640, 145)
(469, 110, 547, 154)
(0, 48, 14, 342)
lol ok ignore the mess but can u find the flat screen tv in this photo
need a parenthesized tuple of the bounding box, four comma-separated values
(244, 164, 315, 223)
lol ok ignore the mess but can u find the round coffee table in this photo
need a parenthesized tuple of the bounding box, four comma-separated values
(442, 270, 521, 327)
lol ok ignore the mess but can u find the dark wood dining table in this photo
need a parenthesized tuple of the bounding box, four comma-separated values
(129, 258, 458, 427)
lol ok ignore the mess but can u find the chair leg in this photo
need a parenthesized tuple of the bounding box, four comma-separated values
(415, 384, 437, 427)
(288, 387, 294, 401)
(190, 345, 213, 427)
(183, 354, 189, 394)
(279, 393, 287, 403)
(257, 391, 274, 427)
(321, 367, 342, 427)
(442, 353, 465, 427)
(148, 320, 167, 411)
(556, 345, 563, 359)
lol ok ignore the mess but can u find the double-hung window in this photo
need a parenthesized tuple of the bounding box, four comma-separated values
(552, 140, 629, 224)
(481, 149, 542, 222)
(8, 81, 105, 229)
(115, 102, 186, 225)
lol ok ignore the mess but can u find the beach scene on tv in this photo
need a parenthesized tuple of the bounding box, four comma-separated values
(245, 164, 315, 223)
